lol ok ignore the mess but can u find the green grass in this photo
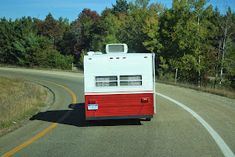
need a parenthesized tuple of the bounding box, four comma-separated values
(0, 77, 48, 136)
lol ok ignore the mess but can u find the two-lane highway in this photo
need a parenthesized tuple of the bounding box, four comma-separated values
(0, 68, 234, 157)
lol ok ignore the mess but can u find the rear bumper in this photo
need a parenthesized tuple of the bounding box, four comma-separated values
(86, 115, 153, 120)
(85, 92, 154, 120)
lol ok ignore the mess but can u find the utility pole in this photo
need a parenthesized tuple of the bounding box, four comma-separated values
(175, 68, 178, 84)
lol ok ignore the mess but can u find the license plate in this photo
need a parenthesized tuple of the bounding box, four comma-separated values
(88, 104, 98, 110)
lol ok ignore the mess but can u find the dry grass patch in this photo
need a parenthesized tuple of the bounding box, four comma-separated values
(0, 77, 48, 136)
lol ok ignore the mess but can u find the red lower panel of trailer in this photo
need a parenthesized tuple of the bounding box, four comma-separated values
(85, 93, 154, 120)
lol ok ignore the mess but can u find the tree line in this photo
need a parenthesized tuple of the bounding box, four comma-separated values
(0, 0, 234, 88)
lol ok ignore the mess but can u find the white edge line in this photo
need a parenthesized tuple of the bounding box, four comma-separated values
(156, 92, 235, 157)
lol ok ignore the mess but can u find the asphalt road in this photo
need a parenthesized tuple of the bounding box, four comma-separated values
(0, 68, 234, 157)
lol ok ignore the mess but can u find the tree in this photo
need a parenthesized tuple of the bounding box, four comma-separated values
(0, 18, 15, 64)
(217, 8, 235, 84)
(36, 13, 58, 40)
(120, 0, 150, 52)
(92, 11, 121, 51)
(112, 0, 129, 15)
(6, 17, 37, 65)
(57, 30, 77, 56)
(131, 0, 150, 9)
(1, 1, 235, 89)
(71, 9, 100, 53)
(142, 4, 162, 53)
(35, 13, 69, 48)
(159, 0, 215, 84)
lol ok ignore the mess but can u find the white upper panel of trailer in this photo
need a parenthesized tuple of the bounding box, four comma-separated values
(84, 52, 154, 93)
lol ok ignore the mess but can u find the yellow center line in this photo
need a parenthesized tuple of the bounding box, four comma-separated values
(53, 83, 77, 104)
(1, 81, 77, 157)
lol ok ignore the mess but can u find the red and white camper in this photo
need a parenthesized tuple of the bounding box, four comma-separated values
(84, 44, 156, 120)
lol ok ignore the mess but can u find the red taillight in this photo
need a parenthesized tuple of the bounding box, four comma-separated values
(141, 97, 149, 103)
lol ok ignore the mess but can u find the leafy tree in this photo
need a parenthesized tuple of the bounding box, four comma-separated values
(120, 0, 150, 52)
(159, 0, 216, 84)
(71, 9, 100, 53)
(36, 13, 59, 40)
(35, 13, 69, 48)
(142, 4, 162, 53)
(92, 11, 121, 51)
(57, 30, 77, 56)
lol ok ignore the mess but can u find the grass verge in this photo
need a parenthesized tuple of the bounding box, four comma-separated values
(157, 80, 235, 99)
(0, 77, 49, 136)
(0, 64, 84, 73)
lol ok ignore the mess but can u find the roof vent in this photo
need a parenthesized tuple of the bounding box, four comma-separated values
(88, 51, 103, 55)
(88, 51, 94, 56)
(106, 43, 128, 54)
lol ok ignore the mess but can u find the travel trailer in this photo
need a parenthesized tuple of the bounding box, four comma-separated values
(83, 44, 155, 120)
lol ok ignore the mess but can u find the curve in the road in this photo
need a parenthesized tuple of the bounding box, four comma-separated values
(156, 92, 235, 157)
(1, 80, 77, 157)
(1, 68, 234, 157)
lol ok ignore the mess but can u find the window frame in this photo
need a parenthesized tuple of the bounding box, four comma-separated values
(119, 75, 142, 86)
(95, 76, 118, 87)
(95, 75, 143, 87)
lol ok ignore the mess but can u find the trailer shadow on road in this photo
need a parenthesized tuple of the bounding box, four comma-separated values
(30, 103, 142, 127)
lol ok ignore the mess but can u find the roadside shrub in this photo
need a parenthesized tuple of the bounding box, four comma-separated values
(49, 50, 74, 69)
(33, 48, 73, 70)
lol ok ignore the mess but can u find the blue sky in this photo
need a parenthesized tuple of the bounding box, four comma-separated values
(0, 0, 234, 21)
